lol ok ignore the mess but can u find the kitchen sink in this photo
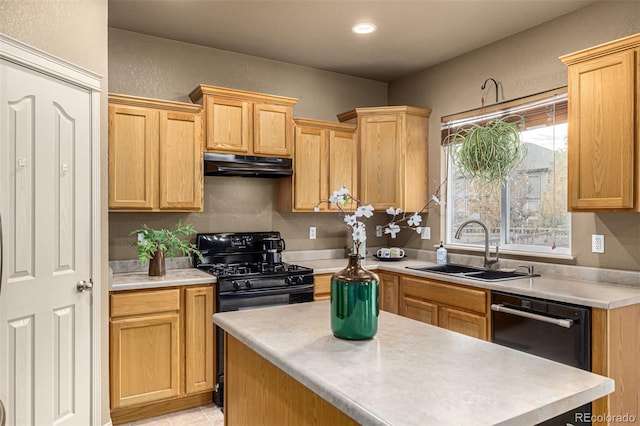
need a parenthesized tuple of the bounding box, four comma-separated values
(406, 263, 539, 282)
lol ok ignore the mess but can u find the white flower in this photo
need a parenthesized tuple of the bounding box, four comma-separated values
(313, 206, 320, 212)
(351, 222, 367, 243)
(386, 207, 403, 215)
(344, 214, 357, 226)
(432, 194, 445, 206)
(415, 226, 423, 234)
(384, 222, 400, 238)
(408, 213, 422, 227)
(329, 186, 350, 205)
(355, 204, 374, 218)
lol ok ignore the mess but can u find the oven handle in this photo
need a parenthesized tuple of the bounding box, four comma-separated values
(220, 284, 314, 298)
(491, 304, 574, 328)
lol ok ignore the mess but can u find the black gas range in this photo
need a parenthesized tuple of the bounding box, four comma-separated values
(193, 231, 315, 406)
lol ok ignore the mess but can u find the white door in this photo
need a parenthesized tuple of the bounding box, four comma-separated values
(0, 57, 93, 425)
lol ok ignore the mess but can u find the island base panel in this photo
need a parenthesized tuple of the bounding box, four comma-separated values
(225, 334, 358, 426)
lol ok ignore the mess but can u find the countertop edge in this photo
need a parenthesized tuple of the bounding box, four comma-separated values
(110, 268, 216, 291)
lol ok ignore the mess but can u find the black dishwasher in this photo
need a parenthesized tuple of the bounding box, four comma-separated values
(491, 291, 591, 426)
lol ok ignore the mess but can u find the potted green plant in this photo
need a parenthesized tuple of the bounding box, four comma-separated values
(447, 115, 526, 185)
(130, 220, 203, 276)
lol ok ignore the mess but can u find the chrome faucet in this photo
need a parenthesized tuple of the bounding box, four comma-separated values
(454, 220, 499, 268)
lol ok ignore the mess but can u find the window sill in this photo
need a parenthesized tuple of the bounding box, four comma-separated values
(444, 243, 576, 263)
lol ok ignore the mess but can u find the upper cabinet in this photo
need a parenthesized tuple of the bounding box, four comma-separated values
(279, 118, 357, 212)
(560, 33, 640, 212)
(189, 85, 297, 158)
(338, 106, 431, 211)
(108, 94, 203, 212)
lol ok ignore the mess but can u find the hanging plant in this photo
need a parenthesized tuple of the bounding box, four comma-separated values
(447, 115, 526, 185)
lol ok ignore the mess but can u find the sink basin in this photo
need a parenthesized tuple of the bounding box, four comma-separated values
(406, 263, 539, 282)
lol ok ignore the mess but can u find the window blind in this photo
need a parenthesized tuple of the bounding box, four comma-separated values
(441, 87, 567, 146)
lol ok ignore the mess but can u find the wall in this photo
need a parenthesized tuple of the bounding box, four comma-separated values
(0, 0, 111, 424)
(389, 1, 640, 271)
(108, 29, 389, 260)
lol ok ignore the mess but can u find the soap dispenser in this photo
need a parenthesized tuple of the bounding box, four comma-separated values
(436, 242, 447, 265)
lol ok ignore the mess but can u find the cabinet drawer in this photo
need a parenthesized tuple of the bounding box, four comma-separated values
(400, 276, 487, 314)
(111, 288, 181, 317)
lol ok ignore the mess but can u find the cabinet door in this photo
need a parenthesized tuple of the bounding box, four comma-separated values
(379, 272, 399, 314)
(253, 102, 292, 157)
(159, 110, 203, 210)
(438, 306, 487, 340)
(359, 114, 400, 209)
(328, 129, 358, 208)
(294, 126, 327, 210)
(185, 286, 215, 394)
(205, 96, 251, 153)
(110, 313, 181, 408)
(108, 104, 158, 209)
(400, 296, 438, 326)
(567, 49, 636, 210)
(314, 274, 332, 301)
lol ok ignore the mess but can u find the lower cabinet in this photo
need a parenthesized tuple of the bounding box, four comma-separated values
(109, 285, 215, 424)
(398, 274, 490, 341)
(379, 272, 399, 314)
(314, 273, 332, 301)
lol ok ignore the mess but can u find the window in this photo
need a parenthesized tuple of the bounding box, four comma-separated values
(442, 89, 570, 256)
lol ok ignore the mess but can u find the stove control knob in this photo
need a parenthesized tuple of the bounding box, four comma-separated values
(295, 276, 304, 285)
(232, 280, 241, 290)
(244, 280, 251, 289)
(285, 276, 293, 285)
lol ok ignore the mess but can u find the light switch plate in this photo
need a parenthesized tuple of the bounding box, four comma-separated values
(592, 234, 604, 253)
(420, 227, 431, 240)
(376, 225, 383, 237)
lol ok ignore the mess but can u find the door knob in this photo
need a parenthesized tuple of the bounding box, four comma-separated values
(77, 279, 93, 292)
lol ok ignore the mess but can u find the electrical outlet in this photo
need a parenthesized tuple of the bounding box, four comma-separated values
(309, 227, 316, 240)
(137, 232, 145, 243)
(376, 225, 383, 237)
(592, 234, 604, 253)
(420, 227, 431, 240)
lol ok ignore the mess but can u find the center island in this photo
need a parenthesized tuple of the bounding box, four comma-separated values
(213, 301, 614, 426)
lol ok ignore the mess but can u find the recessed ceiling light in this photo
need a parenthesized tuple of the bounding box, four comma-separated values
(352, 23, 376, 35)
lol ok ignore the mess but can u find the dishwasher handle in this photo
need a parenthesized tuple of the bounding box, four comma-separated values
(491, 303, 574, 328)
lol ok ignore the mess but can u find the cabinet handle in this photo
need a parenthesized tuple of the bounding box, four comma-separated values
(491, 304, 573, 328)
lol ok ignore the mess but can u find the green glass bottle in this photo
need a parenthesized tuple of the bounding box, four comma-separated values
(331, 254, 379, 340)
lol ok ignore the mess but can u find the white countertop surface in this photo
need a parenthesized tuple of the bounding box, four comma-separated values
(297, 257, 640, 309)
(110, 268, 215, 291)
(213, 301, 614, 426)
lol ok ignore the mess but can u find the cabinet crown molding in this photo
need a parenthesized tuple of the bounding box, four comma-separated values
(337, 105, 432, 122)
(189, 84, 298, 106)
(108, 93, 202, 113)
(560, 32, 640, 65)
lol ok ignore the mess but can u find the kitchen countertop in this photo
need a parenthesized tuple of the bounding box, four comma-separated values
(297, 257, 640, 309)
(213, 301, 614, 426)
(110, 268, 215, 291)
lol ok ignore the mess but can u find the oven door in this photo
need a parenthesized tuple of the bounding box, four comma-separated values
(215, 282, 314, 407)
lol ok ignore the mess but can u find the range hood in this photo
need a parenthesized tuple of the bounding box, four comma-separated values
(203, 152, 293, 178)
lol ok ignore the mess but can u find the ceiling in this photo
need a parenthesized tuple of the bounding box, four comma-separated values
(108, 0, 597, 82)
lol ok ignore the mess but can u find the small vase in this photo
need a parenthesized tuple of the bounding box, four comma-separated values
(148, 249, 166, 276)
(331, 254, 379, 340)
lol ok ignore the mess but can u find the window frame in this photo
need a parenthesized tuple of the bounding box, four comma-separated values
(441, 88, 571, 257)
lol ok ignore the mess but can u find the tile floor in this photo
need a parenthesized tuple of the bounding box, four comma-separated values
(119, 403, 224, 426)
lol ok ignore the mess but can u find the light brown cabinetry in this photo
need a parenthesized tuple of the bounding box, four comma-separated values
(592, 304, 640, 426)
(560, 33, 640, 211)
(108, 94, 203, 212)
(337, 106, 431, 211)
(379, 272, 399, 314)
(109, 285, 215, 424)
(189, 84, 297, 157)
(314, 273, 332, 301)
(399, 275, 489, 340)
(279, 118, 358, 211)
